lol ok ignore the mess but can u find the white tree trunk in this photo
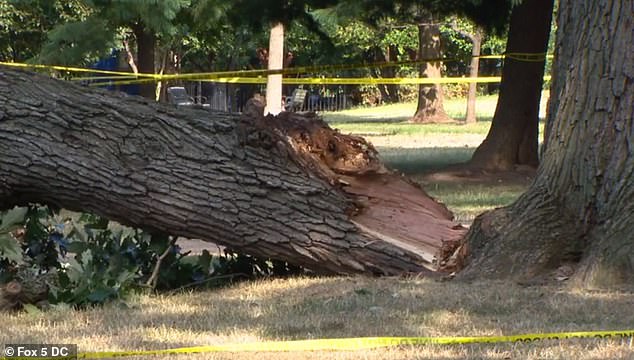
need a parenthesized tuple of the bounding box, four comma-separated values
(264, 22, 284, 116)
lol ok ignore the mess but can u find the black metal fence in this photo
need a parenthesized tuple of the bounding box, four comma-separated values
(178, 82, 353, 113)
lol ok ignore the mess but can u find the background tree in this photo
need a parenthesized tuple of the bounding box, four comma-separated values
(348, 0, 512, 122)
(459, 0, 633, 289)
(264, 22, 284, 115)
(467, 0, 554, 170)
(410, 9, 452, 123)
(0, 0, 85, 62)
(36, 0, 190, 98)
(445, 18, 483, 124)
(196, 0, 341, 109)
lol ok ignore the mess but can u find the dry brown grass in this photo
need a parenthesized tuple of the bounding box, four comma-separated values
(1, 276, 633, 359)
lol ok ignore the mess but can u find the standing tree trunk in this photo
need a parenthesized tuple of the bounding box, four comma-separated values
(457, 0, 634, 289)
(0, 66, 467, 276)
(465, 30, 482, 124)
(467, 0, 554, 170)
(132, 24, 156, 100)
(411, 19, 453, 124)
(264, 22, 284, 116)
(376, 45, 400, 104)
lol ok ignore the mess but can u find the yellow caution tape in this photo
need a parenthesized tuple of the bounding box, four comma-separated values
(88, 75, 552, 87)
(0, 62, 149, 77)
(0, 52, 554, 84)
(16, 329, 621, 359)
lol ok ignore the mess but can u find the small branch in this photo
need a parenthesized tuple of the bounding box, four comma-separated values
(122, 38, 139, 74)
(145, 236, 178, 290)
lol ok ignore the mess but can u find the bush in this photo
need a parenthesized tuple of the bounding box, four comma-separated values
(0, 205, 304, 310)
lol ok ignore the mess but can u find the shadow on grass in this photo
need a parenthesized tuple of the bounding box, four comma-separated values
(378, 146, 475, 174)
(323, 114, 411, 124)
(2, 277, 633, 360)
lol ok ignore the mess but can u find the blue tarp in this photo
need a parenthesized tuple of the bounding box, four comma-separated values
(90, 49, 139, 95)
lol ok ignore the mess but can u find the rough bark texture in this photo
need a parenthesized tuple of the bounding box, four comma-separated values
(468, 0, 554, 170)
(411, 21, 453, 124)
(377, 45, 400, 104)
(264, 22, 284, 116)
(0, 66, 467, 276)
(458, 0, 634, 289)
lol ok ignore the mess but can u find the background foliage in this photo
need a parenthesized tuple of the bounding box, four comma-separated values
(0, 206, 302, 309)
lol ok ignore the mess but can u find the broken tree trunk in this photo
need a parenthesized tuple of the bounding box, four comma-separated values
(0, 67, 466, 275)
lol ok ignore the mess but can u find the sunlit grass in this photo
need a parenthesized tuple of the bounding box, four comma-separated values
(378, 147, 475, 173)
(2, 277, 632, 359)
(322, 94, 500, 124)
(422, 182, 529, 223)
(330, 121, 493, 137)
(322, 92, 549, 139)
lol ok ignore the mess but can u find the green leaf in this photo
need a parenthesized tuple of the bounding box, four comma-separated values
(0, 233, 24, 264)
(23, 303, 42, 315)
(0, 207, 27, 231)
(65, 241, 88, 254)
(116, 269, 136, 286)
(87, 287, 114, 303)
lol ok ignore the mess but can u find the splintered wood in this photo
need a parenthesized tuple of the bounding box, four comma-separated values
(271, 112, 467, 272)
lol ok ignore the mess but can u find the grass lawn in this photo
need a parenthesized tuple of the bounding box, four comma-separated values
(5, 92, 629, 360)
(2, 277, 632, 359)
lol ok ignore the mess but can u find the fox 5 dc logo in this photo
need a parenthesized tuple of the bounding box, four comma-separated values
(4, 344, 77, 359)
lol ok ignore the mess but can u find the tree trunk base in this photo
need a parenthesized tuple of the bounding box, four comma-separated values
(409, 112, 456, 124)
(0, 269, 52, 311)
(455, 183, 634, 289)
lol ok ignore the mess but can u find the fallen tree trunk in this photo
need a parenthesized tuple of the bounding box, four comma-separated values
(0, 67, 466, 275)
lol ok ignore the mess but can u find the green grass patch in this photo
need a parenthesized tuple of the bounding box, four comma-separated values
(378, 147, 475, 174)
(323, 96, 497, 137)
(322, 92, 549, 138)
(323, 94, 500, 124)
(331, 121, 492, 137)
(423, 182, 527, 223)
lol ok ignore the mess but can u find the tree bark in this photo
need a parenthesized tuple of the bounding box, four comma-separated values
(0, 66, 467, 276)
(132, 24, 156, 100)
(468, 0, 554, 170)
(264, 22, 284, 116)
(376, 45, 400, 104)
(411, 20, 453, 124)
(457, 0, 634, 289)
(465, 30, 482, 124)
